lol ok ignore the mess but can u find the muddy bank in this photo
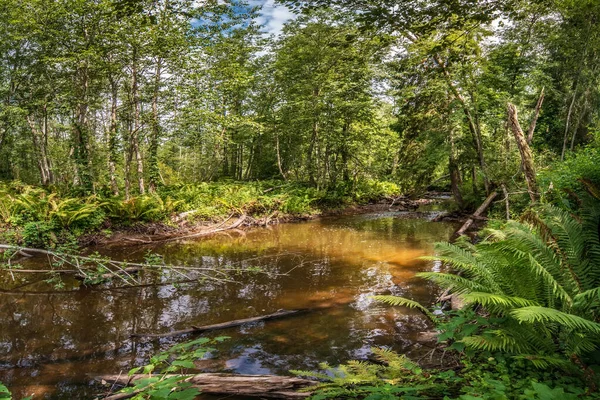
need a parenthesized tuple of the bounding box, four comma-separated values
(83, 195, 452, 247)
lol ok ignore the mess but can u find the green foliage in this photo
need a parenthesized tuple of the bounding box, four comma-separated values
(21, 221, 57, 248)
(0, 383, 10, 400)
(102, 194, 182, 224)
(119, 336, 229, 400)
(297, 346, 600, 399)
(292, 347, 445, 399)
(372, 197, 600, 367)
(539, 138, 600, 210)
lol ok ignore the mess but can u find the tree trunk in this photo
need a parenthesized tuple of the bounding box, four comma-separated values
(97, 373, 316, 399)
(148, 60, 162, 193)
(26, 115, 51, 186)
(507, 103, 538, 203)
(527, 88, 544, 145)
(276, 132, 287, 180)
(340, 122, 350, 182)
(307, 119, 318, 186)
(433, 54, 490, 194)
(108, 78, 120, 196)
(570, 89, 589, 152)
(449, 128, 464, 209)
(131, 48, 145, 195)
(74, 62, 92, 191)
(456, 191, 497, 236)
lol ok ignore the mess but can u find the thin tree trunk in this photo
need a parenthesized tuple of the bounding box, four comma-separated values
(307, 119, 318, 186)
(433, 54, 490, 194)
(26, 115, 52, 185)
(501, 183, 510, 220)
(570, 90, 589, 152)
(507, 103, 538, 203)
(108, 78, 120, 196)
(561, 87, 578, 161)
(276, 132, 287, 180)
(148, 60, 162, 193)
(527, 87, 544, 145)
(449, 128, 464, 209)
(74, 61, 92, 191)
(131, 48, 145, 194)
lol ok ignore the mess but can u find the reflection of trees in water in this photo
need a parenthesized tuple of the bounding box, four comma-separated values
(0, 215, 456, 397)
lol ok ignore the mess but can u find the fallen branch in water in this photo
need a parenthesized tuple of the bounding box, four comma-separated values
(130, 308, 311, 339)
(0, 243, 250, 286)
(130, 287, 389, 339)
(455, 191, 497, 236)
(97, 373, 316, 399)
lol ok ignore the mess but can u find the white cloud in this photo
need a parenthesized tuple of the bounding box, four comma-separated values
(251, 0, 295, 36)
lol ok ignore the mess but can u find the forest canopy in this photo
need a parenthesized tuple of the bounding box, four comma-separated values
(0, 0, 598, 206)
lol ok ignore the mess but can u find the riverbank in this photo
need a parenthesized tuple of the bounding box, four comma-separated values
(0, 180, 450, 249)
(87, 195, 451, 247)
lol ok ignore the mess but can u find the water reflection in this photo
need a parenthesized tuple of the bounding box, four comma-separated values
(0, 211, 457, 398)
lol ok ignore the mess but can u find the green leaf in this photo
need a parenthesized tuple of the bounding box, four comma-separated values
(171, 360, 196, 369)
(169, 388, 201, 400)
(511, 307, 600, 334)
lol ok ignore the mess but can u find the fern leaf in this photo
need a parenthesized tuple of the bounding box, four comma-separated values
(371, 295, 437, 321)
(511, 306, 600, 334)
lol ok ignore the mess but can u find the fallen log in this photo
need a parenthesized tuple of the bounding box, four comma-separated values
(130, 308, 310, 339)
(97, 373, 316, 399)
(456, 191, 497, 236)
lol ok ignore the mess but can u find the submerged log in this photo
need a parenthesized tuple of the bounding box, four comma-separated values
(456, 191, 497, 236)
(97, 373, 316, 399)
(130, 308, 310, 339)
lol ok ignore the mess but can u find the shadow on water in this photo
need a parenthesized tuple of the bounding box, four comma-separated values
(0, 210, 458, 398)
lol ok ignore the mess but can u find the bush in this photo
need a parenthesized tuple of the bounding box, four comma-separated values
(22, 221, 57, 248)
(539, 138, 600, 210)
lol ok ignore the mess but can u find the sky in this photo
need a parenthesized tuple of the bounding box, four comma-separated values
(250, 0, 295, 35)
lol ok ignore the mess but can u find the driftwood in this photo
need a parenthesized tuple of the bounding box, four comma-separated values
(456, 192, 498, 236)
(97, 373, 316, 399)
(131, 308, 311, 339)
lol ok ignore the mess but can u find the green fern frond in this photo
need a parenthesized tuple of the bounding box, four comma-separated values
(511, 306, 600, 335)
(371, 295, 436, 321)
(461, 333, 526, 353)
(416, 272, 489, 294)
(512, 354, 571, 369)
(461, 292, 539, 309)
(371, 347, 420, 373)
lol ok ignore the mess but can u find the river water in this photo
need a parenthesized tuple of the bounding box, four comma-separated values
(0, 206, 457, 398)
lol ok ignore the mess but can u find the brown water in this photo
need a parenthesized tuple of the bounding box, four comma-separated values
(0, 209, 457, 399)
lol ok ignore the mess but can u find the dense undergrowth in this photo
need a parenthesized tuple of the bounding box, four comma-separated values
(0, 179, 401, 248)
(102, 151, 600, 399)
(289, 164, 600, 398)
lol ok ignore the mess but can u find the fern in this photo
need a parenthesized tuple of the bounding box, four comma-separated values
(511, 306, 600, 335)
(371, 295, 437, 321)
(377, 198, 600, 364)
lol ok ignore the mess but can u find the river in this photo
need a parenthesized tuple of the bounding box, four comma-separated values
(0, 204, 457, 398)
